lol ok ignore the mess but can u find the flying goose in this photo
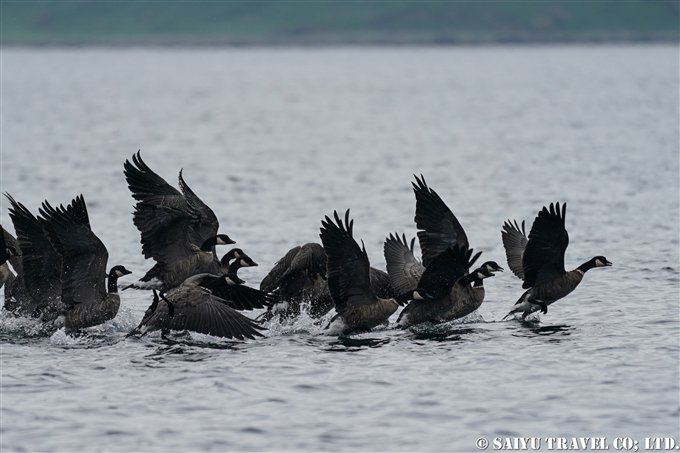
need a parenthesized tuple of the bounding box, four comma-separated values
(0, 225, 20, 291)
(3, 195, 63, 318)
(384, 175, 502, 325)
(128, 274, 267, 340)
(501, 202, 611, 320)
(123, 151, 234, 291)
(39, 195, 132, 329)
(259, 242, 394, 320)
(319, 210, 401, 335)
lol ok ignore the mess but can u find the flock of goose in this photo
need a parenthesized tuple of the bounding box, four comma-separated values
(0, 152, 612, 340)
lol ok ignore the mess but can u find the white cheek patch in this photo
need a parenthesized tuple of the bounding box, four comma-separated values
(595, 259, 603, 267)
(476, 272, 485, 279)
(115, 270, 125, 277)
(413, 291, 424, 300)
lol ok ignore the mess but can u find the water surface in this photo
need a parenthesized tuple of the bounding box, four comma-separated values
(1, 46, 678, 452)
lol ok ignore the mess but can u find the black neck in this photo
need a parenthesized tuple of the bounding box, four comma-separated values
(577, 260, 596, 273)
(108, 272, 120, 293)
(227, 260, 241, 275)
(461, 269, 484, 287)
(200, 237, 217, 252)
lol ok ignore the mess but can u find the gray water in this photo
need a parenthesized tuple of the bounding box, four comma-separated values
(0, 46, 678, 452)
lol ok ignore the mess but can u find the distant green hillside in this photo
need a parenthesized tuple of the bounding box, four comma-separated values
(1, 0, 678, 45)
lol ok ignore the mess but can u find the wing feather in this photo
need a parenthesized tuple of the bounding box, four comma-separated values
(412, 175, 469, 267)
(39, 195, 108, 307)
(319, 210, 377, 315)
(522, 202, 569, 288)
(501, 219, 528, 281)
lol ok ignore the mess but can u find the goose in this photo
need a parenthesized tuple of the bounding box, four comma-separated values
(3, 195, 63, 318)
(396, 245, 490, 326)
(501, 202, 612, 320)
(384, 175, 501, 326)
(0, 225, 20, 290)
(39, 195, 132, 329)
(259, 242, 394, 320)
(128, 273, 268, 340)
(319, 210, 401, 335)
(123, 151, 234, 291)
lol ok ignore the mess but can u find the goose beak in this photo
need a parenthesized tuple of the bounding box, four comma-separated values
(605, 260, 613, 266)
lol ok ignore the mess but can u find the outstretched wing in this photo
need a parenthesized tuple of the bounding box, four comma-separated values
(143, 287, 265, 340)
(417, 245, 481, 299)
(198, 275, 278, 311)
(6, 194, 61, 301)
(39, 195, 108, 307)
(319, 210, 376, 315)
(522, 202, 569, 289)
(501, 219, 528, 281)
(124, 151, 219, 265)
(412, 175, 468, 267)
(383, 233, 425, 295)
(124, 150, 183, 205)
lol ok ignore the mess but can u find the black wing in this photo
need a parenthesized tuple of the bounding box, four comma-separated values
(259, 245, 302, 293)
(125, 151, 219, 264)
(522, 202, 569, 289)
(39, 195, 109, 307)
(178, 170, 219, 246)
(198, 275, 278, 311)
(412, 175, 469, 267)
(144, 287, 265, 340)
(6, 194, 61, 301)
(369, 267, 394, 299)
(501, 219, 528, 281)
(124, 150, 183, 204)
(416, 245, 481, 299)
(384, 233, 425, 295)
(319, 210, 376, 315)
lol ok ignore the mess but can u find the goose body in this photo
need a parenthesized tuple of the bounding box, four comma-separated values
(502, 203, 611, 320)
(320, 210, 399, 335)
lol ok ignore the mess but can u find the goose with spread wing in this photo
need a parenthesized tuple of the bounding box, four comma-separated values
(395, 245, 499, 326)
(38, 195, 132, 329)
(123, 151, 235, 291)
(501, 202, 611, 320)
(384, 175, 502, 326)
(320, 210, 400, 335)
(128, 272, 270, 340)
